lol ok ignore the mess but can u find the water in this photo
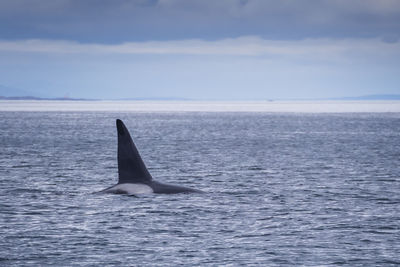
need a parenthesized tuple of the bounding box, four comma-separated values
(1, 100, 400, 112)
(1, 109, 400, 266)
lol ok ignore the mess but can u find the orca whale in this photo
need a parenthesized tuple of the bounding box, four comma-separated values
(100, 119, 202, 194)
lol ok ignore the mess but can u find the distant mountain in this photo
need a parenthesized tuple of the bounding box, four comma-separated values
(332, 94, 400, 100)
(116, 97, 191, 101)
(0, 84, 37, 97)
(0, 95, 186, 101)
(0, 96, 95, 101)
(1, 87, 399, 102)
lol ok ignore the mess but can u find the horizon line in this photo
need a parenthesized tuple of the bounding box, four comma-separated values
(1, 94, 400, 102)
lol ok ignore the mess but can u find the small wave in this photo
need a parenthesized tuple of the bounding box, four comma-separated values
(11, 165, 35, 168)
(9, 188, 45, 194)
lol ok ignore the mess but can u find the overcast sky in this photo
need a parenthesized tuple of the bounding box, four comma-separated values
(1, 0, 399, 99)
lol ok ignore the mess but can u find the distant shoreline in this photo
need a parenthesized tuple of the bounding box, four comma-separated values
(1, 94, 400, 101)
(0, 96, 96, 101)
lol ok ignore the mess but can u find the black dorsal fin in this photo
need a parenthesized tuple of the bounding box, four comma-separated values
(116, 119, 152, 184)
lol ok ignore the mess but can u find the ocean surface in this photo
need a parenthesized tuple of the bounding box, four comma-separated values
(1, 101, 400, 266)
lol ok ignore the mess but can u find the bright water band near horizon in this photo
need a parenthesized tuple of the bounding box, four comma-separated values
(1, 100, 400, 112)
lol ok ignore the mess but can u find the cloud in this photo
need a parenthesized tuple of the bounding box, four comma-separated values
(0, 0, 399, 42)
(0, 37, 399, 64)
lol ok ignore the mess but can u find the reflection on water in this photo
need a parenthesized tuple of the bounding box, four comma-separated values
(1, 100, 400, 112)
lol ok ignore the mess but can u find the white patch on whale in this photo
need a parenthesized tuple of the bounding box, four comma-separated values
(104, 183, 154, 195)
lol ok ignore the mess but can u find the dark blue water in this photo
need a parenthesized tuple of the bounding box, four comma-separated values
(1, 112, 399, 266)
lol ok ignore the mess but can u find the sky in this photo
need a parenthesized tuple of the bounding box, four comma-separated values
(0, 0, 399, 100)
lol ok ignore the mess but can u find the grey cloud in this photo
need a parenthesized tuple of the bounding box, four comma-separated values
(0, 0, 399, 43)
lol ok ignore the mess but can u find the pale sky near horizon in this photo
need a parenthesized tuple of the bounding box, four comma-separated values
(0, 0, 399, 100)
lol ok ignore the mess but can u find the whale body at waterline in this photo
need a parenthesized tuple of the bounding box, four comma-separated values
(100, 119, 203, 195)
